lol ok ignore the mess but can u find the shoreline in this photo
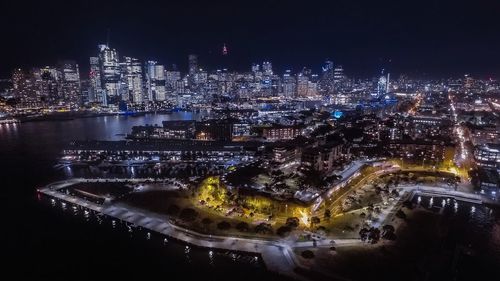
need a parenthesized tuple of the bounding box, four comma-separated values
(38, 178, 309, 281)
(37, 178, 498, 281)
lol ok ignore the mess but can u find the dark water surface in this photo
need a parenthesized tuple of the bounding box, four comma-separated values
(410, 195, 500, 280)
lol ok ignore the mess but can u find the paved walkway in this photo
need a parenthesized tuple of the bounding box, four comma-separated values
(39, 179, 310, 281)
(40, 178, 497, 281)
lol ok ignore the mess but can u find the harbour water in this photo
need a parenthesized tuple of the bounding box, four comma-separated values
(410, 195, 500, 280)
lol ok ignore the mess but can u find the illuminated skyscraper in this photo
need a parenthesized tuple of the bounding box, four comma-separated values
(89, 57, 102, 103)
(188, 54, 198, 75)
(262, 61, 273, 75)
(282, 70, 296, 98)
(375, 71, 390, 97)
(98, 44, 120, 105)
(120, 57, 143, 103)
(12, 68, 38, 107)
(333, 65, 344, 84)
(464, 74, 474, 91)
(322, 60, 334, 72)
(251, 63, 260, 73)
(34, 66, 60, 105)
(57, 60, 81, 107)
(145, 61, 166, 102)
(319, 59, 334, 94)
(297, 73, 309, 97)
(11, 68, 24, 91)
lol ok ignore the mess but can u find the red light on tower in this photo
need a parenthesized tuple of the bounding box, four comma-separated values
(222, 43, 228, 56)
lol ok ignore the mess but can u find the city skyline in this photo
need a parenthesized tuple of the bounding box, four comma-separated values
(6, 39, 498, 112)
(2, 1, 500, 281)
(2, 0, 500, 78)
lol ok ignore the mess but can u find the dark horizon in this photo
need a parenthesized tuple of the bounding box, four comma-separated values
(2, 0, 500, 79)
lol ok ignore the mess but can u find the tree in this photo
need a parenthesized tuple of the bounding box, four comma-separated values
(286, 217, 300, 228)
(359, 228, 369, 241)
(311, 216, 321, 226)
(324, 209, 331, 220)
(368, 227, 381, 244)
(277, 225, 292, 237)
(235, 222, 249, 232)
(255, 223, 273, 234)
(201, 218, 213, 228)
(316, 226, 327, 236)
(179, 208, 198, 222)
(217, 221, 231, 230)
(301, 250, 315, 259)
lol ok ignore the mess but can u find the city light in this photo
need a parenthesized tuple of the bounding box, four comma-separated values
(2, 3, 500, 280)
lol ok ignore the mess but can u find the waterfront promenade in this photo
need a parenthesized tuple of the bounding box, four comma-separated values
(38, 178, 497, 281)
(39, 178, 313, 281)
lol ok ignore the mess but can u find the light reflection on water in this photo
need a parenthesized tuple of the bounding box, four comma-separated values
(41, 194, 264, 271)
(412, 194, 500, 269)
(0, 112, 206, 147)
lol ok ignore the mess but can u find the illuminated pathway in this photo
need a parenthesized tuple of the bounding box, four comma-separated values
(40, 177, 498, 280)
(39, 178, 361, 281)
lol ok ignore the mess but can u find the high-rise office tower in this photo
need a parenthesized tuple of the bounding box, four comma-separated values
(98, 44, 120, 105)
(57, 60, 81, 107)
(296, 74, 310, 97)
(12, 68, 39, 107)
(251, 63, 260, 73)
(282, 70, 296, 98)
(121, 57, 143, 103)
(166, 69, 181, 85)
(34, 66, 60, 105)
(262, 61, 273, 75)
(80, 79, 90, 105)
(376, 73, 390, 97)
(145, 61, 166, 102)
(307, 80, 318, 97)
(89, 57, 102, 103)
(333, 65, 345, 84)
(322, 60, 334, 72)
(166, 68, 182, 100)
(188, 54, 198, 75)
(319, 59, 335, 94)
(12, 68, 24, 90)
(464, 74, 473, 91)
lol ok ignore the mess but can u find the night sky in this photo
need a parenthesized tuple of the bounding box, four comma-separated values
(1, 0, 500, 78)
